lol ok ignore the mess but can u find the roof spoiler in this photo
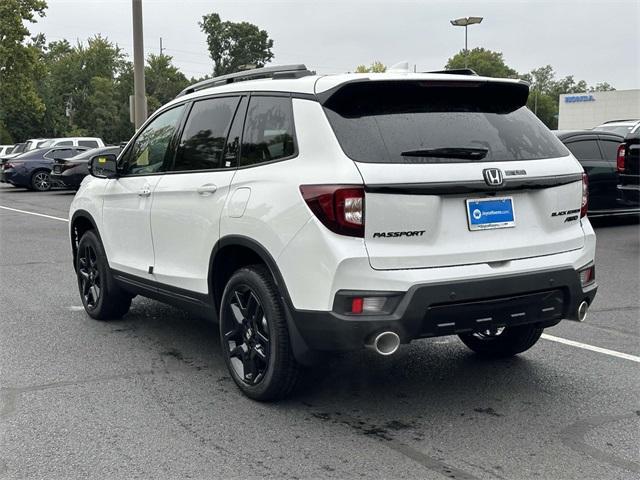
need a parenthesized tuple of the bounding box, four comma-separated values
(176, 64, 315, 98)
(426, 68, 479, 76)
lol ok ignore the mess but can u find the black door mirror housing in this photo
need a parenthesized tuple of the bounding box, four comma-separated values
(88, 153, 119, 179)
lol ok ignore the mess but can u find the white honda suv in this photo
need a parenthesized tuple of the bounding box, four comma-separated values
(69, 65, 597, 401)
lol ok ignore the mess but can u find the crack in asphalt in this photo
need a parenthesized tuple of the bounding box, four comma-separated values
(560, 413, 640, 474)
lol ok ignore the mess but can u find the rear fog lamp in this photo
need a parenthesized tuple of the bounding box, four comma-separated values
(579, 266, 595, 286)
(350, 296, 388, 314)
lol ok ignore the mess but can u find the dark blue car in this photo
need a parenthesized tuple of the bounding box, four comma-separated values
(1, 146, 89, 191)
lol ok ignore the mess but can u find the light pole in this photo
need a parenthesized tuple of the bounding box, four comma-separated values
(132, 0, 147, 128)
(450, 16, 483, 68)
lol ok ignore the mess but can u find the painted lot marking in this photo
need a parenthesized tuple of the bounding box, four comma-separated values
(3, 204, 639, 364)
(542, 333, 640, 363)
(0, 205, 68, 223)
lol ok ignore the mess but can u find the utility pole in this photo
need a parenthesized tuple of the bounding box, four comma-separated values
(160, 37, 163, 55)
(132, 0, 147, 129)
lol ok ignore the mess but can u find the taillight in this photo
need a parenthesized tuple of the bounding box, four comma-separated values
(616, 143, 626, 173)
(4, 162, 14, 170)
(300, 185, 365, 237)
(580, 172, 588, 218)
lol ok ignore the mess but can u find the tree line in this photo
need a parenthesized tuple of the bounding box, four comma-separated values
(1, 1, 616, 144)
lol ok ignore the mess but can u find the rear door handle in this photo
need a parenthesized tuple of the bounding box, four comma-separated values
(197, 184, 218, 196)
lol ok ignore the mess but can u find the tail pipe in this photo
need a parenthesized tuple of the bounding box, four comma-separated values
(366, 331, 400, 356)
(577, 301, 589, 322)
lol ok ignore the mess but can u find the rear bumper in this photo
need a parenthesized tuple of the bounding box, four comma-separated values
(289, 267, 597, 353)
(617, 182, 640, 206)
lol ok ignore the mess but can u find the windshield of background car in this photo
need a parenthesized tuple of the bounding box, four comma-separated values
(322, 80, 570, 163)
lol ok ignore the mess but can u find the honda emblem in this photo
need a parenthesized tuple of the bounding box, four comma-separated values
(483, 168, 504, 186)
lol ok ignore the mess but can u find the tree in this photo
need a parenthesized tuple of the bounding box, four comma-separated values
(445, 48, 518, 78)
(199, 12, 274, 76)
(354, 61, 387, 73)
(0, 0, 47, 142)
(590, 82, 615, 92)
(145, 54, 189, 113)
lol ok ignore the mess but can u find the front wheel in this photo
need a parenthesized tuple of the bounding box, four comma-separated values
(458, 324, 543, 358)
(219, 265, 300, 401)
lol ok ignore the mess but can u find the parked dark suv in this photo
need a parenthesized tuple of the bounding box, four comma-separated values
(617, 128, 640, 208)
(554, 130, 639, 216)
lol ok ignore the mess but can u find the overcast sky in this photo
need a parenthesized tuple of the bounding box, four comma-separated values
(33, 0, 639, 89)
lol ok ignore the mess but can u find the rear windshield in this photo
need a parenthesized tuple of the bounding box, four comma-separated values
(322, 81, 569, 163)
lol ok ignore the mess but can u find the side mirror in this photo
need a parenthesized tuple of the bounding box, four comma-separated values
(88, 153, 118, 179)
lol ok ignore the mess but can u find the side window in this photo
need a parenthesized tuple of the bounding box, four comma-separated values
(173, 97, 239, 171)
(79, 140, 99, 148)
(120, 104, 185, 175)
(240, 96, 295, 167)
(566, 140, 601, 161)
(599, 139, 621, 162)
(46, 148, 75, 159)
(222, 96, 248, 168)
(57, 140, 73, 146)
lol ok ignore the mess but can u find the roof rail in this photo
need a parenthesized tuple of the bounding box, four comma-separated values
(176, 64, 314, 98)
(426, 68, 479, 76)
(602, 119, 639, 124)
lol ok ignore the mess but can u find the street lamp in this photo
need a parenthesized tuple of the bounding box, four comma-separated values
(450, 16, 483, 68)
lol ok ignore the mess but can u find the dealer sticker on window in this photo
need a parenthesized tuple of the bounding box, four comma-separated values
(466, 197, 516, 231)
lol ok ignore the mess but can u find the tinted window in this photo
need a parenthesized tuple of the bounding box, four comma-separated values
(46, 148, 75, 159)
(57, 140, 73, 146)
(78, 140, 99, 148)
(174, 97, 239, 171)
(599, 139, 622, 161)
(240, 96, 295, 167)
(566, 140, 601, 160)
(323, 81, 569, 163)
(120, 104, 185, 175)
(222, 96, 248, 168)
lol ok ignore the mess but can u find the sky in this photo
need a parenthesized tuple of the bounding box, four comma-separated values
(31, 0, 640, 90)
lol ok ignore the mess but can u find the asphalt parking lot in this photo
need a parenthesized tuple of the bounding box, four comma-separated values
(0, 183, 638, 480)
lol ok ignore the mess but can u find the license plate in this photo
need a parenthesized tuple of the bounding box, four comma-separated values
(466, 197, 515, 231)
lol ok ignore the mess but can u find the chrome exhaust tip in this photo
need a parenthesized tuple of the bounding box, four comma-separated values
(577, 301, 589, 322)
(366, 331, 400, 356)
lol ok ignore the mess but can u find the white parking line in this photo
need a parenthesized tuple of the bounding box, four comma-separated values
(542, 333, 640, 363)
(0, 205, 68, 223)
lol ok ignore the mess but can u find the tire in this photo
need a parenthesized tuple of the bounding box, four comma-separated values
(31, 170, 52, 191)
(458, 324, 543, 358)
(219, 265, 300, 401)
(76, 230, 131, 320)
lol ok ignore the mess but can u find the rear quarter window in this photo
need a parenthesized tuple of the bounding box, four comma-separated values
(322, 81, 569, 163)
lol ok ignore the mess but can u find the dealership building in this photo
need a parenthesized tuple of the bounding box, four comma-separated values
(557, 89, 640, 130)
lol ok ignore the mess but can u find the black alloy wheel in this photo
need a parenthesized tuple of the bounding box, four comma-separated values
(78, 243, 101, 308)
(222, 285, 271, 386)
(219, 265, 300, 401)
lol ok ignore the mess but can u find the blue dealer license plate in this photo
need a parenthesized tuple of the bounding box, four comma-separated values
(466, 197, 516, 231)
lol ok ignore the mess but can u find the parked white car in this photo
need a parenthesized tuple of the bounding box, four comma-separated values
(0, 145, 14, 156)
(38, 137, 105, 149)
(594, 120, 640, 137)
(69, 65, 597, 400)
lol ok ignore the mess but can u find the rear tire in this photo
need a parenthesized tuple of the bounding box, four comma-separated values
(31, 170, 52, 191)
(458, 324, 543, 358)
(76, 230, 131, 320)
(219, 265, 300, 401)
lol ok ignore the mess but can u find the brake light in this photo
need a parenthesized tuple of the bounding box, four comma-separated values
(580, 172, 588, 218)
(300, 185, 365, 237)
(4, 162, 14, 170)
(616, 143, 625, 173)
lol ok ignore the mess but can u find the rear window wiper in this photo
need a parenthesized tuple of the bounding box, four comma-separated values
(400, 147, 489, 160)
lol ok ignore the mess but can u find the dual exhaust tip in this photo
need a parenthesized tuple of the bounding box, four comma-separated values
(366, 331, 400, 356)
